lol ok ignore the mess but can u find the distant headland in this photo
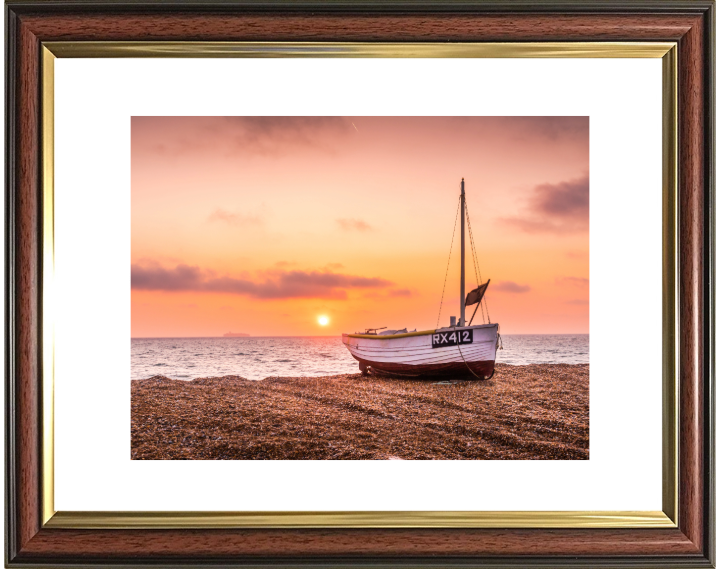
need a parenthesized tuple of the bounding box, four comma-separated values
(223, 332, 250, 337)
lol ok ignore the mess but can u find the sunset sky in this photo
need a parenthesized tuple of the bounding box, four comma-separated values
(131, 117, 589, 337)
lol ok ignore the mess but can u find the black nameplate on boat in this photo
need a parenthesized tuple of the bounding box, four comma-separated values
(432, 330, 473, 348)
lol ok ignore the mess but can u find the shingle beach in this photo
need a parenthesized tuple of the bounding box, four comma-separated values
(131, 364, 589, 460)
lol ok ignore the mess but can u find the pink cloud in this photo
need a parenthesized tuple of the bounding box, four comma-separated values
(494, 281, 531, 293)
(499, 174, 589, 235)
(208, 209, 262, 228)
(556, 276, 589, 288)
(131, 262, 393, 300)
(337, 218, 372, 232)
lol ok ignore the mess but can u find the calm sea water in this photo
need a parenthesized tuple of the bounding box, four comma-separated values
(131, 334, 589, 381)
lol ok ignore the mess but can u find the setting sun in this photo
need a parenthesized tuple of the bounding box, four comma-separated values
(318, 315, 329, 326)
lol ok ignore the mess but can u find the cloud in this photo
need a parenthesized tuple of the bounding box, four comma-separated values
(132, 263, 203, 291)
(499, 174, 589, 235)
(439, 117, 588, 145)
(275, 260, 297, 268)
(134, 116, 351, 158)
(224, 117, 351, 156)
(566, 251, 587, 259)
(439, 117, 587, 142)
(337, 218, 372, 232)
(131, 262, 393, 300)
(556, 276, 589, 288)
(507, 117, 588, 141)
(532, 176, 589, 218)
(208, 209, 263, 227)
(565, 299, 589, 305)
(326, 262, 344, 269)
(389, 289, 413, 297)
(494, 281, 531, 293)
(228, 116, 346, 138)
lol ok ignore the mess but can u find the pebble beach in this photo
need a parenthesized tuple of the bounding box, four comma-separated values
(131, 364, 589, 460)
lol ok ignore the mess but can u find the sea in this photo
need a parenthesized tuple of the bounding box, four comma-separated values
(131, 334, 589, 381)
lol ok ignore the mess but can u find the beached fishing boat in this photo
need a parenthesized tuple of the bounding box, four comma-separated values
(341, 178, 500, 379)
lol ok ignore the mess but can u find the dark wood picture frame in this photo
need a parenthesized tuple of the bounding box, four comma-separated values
(5, 0, 715, 567)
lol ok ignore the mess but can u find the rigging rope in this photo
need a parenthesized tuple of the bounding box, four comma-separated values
(436, 196, 461, 329)
(463, 198, 492, 324)
(467, 301, 481, 326)
(464, 200, 487, 323)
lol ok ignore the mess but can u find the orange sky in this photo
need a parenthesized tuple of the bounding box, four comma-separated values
(131, 117, 589, 337)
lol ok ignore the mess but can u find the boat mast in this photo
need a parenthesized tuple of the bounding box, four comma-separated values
(460, 178, 466, 327)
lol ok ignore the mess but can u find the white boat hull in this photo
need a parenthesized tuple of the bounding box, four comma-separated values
(342, 323, 499, 379)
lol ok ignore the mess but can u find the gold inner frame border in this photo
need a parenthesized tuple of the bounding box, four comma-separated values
(40, 41, 678, 530)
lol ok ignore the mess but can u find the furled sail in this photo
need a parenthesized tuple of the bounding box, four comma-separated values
(465, 279, 490, 307)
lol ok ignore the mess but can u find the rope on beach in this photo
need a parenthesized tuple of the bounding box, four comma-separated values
(451, 325, 483, 380)
(436, 196, 462, 329)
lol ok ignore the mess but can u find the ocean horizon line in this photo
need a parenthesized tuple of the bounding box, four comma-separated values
(131, 333, 590, 339)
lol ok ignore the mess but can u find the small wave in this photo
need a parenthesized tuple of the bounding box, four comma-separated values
(152, 363, 167, 367)
(274, 359, 291, 363)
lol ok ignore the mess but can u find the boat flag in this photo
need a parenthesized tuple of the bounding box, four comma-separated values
(465, 279, 490, 307)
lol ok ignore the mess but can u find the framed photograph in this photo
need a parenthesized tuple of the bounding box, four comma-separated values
(6, 0, 714, 567)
